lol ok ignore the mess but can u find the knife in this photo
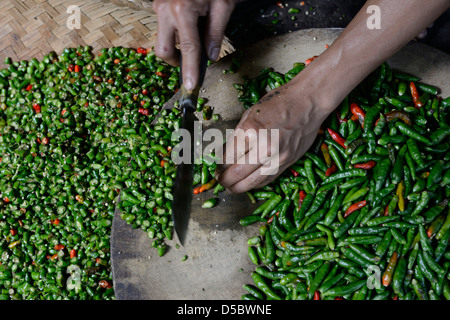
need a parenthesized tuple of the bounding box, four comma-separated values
(172, 18, 209, 245)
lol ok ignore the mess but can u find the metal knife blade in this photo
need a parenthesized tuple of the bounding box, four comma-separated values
(171, 17, 208, 245)
(171, 87, 199, 245)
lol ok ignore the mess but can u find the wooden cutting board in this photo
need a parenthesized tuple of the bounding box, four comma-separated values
(110, 28, 450, 300)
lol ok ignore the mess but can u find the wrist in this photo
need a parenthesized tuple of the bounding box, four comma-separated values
(286, 57, 343, 120)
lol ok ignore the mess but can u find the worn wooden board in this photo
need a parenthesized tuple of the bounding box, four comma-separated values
(110, 28, 450, 300)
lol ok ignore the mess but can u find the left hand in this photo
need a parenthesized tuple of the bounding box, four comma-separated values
(214, 79, 331, 193)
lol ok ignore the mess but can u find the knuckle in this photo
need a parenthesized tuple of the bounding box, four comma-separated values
(216, 174, 230, 189)
(154, 44, 170, 59)
(227, 185, 242, 194)
(208, 29, 224, 42)
(172, 0, 192, 15)
(154, 45, 179, 66)
(178, 40, 199, 55)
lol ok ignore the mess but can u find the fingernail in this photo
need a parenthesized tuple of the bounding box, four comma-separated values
(209, 47, 220, 62)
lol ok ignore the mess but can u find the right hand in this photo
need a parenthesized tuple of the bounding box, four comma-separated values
(153, 0, 238, 90)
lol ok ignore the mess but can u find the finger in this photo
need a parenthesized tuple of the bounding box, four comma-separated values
(225, 162, 287, 194)
(220, 131, 283, 193)
(171, 3, 202, 90)
(154, 17, 179, 67)
(216, 147, 262, 190)
(215, 109, 254, 174)
(215, 123, 255, 178)
(206, 0, 235, 61)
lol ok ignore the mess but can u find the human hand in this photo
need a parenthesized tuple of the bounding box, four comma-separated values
(214, 78, 333, 194)
(153, 0, 237, 90)
(214, 0, 450, 194)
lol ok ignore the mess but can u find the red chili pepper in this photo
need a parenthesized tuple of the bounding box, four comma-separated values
(336, 111, 347, 124)
(193, 179, 217, 194)
(52, 218, 60, 225)
(74, 65, 81, 73)
(114, 58, 120, 64)
(410, 82, 421, 107)
(75, 195, 83, 203)
(137, 47, 148, 55)
(325, 163, 337, 176)
(32, 103, 41, 113)
(10, 229, 17, 236)
(427, 225, 436, 238)
(289, 168, 300, 177)
(54, 244, 65, 251)
(160, 160, 166, 168)
(99, 280, 112, 289)
(41, 137, 49, 145)
(305, 56, 318, 66)
(384, 204, 390, 216)
(354, 160, 376, 170)
(138, 108, 149, 115)
(382, 252, 398, 287)
(25, 84, 33, 91)
(70, 249, 77, 259)
(321, 142, 332, 167)
(344, 200, 367, 218)
(156, 71, 168, 77)
(68, 64, 74, 72)
(313, 290, 320, 300)
(298, 191, 306, 209)
(334, 297, 345, 300)
(350, 103, 366, 126)
(267, 211, 280, 224)
(142, 89, 148, 95)
(327, 128, 347, 149)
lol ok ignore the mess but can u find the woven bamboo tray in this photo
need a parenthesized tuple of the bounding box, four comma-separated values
(0, 0, 158, 68)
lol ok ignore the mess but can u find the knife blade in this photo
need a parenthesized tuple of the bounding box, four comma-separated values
(171, 88, 198, 245)
(172, 18, 208, 245)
